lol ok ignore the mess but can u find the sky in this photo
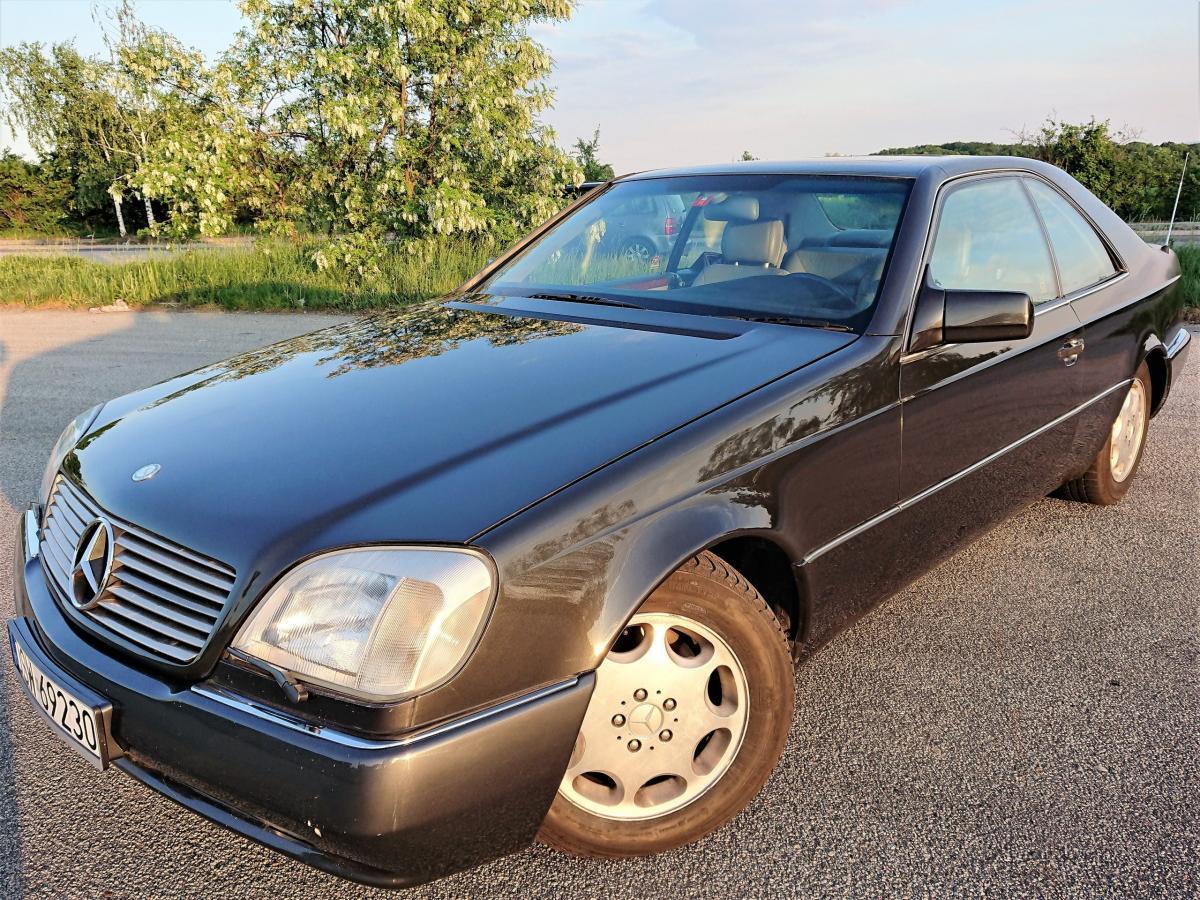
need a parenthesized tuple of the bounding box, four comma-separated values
(1, 0, 1196, 170)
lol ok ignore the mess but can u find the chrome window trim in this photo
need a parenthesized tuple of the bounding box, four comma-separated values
(191, 676, 581, 751)
(1033, 269, 1130, 315)
(802, 378, 1133, 565)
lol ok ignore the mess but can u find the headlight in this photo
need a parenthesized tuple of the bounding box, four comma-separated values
(40, 403, 104, 504)
(232, 547, 495, 702)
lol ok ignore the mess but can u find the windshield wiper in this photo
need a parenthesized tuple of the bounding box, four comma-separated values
(730, 314, 854, 332)
(526, 291, 643, 310)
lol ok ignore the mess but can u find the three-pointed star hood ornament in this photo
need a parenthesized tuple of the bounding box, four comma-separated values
(131, 463, 161, 482)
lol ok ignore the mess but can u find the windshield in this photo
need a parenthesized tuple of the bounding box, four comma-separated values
(481, 174, 911, 331)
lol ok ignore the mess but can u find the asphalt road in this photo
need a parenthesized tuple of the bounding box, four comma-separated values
(0, 310, 1196, 899)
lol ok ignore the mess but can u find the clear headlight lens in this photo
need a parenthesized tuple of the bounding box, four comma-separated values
(232, 547, 495, 702)
(40, 403, 104, 504)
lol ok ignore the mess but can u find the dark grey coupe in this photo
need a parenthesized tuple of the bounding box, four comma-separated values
(9, 157, 1190, 887)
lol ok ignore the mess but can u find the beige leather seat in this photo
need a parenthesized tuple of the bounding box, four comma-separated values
(693, 220, 787, 286)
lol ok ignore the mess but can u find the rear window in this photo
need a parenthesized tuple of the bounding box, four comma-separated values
(815, 192, 906, 230)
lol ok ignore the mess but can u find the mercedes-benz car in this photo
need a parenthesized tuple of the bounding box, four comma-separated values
(9, 157, 1190, 888)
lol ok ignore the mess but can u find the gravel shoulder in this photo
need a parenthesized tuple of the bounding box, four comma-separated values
(0, 312, 1196, 899)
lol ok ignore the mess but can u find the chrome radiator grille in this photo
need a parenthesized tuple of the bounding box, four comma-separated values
(39, 476, 236, 663)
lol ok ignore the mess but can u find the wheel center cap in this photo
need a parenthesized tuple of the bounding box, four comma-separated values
(627, 702, 663, 736)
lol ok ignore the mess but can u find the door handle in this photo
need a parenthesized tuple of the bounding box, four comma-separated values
(1058, 336, 1085, 366)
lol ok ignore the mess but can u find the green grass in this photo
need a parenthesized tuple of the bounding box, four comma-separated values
(0, 239, 493, 310)
(1172, 245, 1200, 319)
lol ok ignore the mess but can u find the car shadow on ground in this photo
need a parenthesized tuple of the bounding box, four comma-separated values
(0, 309, 352, 895)
(0, 315, 151, 896)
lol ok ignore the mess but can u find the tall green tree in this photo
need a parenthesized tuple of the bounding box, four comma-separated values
(0, 42, 131, 233)
(97, 1, 209, 232)
(202, 0, 580, 267)
(573, 127, 614, 181)
(0, 4, 208, 237)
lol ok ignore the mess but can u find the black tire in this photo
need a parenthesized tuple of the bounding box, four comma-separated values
(538, 552, 793, 858)
(619, 236, 657, 265)
(1059, 360, 1151, 506)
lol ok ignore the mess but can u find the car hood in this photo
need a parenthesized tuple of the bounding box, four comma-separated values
(67, 296, 854, 574)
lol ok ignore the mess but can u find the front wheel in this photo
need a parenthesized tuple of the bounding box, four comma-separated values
(538, 552, 793, 858)
(1059, 361, 1151, 505)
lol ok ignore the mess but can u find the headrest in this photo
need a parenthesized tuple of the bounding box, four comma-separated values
(705, 196, 759, 222)
(722, 220, 785, 266)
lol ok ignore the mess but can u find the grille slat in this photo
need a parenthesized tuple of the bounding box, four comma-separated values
(117, 535, 235, 592)
(52, 484, 92, 533)
(86, 610, 198, 662)
(97, 599, 208, 646)
(107, 586, 217, 634)
(99, 508, 236, 574)
(41, 536, 73, 585)
(113, 555, 230, 607)
(107, 580, 223, 624)
(41, 523, 76, 573)
(39, 476, 236, 664)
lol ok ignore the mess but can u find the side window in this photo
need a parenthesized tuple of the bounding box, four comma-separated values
(1026, 179, 1116, 294)
(929, 177, 1057, 304)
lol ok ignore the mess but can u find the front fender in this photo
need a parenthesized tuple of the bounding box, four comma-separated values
(436, 487, 788, 729)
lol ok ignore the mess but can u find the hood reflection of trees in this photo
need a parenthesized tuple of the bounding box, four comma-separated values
(147, 303, 585, 407)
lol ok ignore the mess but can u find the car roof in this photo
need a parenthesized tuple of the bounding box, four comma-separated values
(620, 156, 1041, 182)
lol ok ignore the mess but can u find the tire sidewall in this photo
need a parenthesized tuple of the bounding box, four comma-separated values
(538, 554, 793, 857)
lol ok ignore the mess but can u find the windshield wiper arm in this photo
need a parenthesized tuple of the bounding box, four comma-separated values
(730, 314, 854, 332)
(526, 291, 643, 309)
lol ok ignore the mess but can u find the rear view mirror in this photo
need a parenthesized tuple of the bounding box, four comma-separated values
(910, 273, 1033, 352)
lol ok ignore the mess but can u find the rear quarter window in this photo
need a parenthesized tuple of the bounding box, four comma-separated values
(1025, 179, 1117, 294)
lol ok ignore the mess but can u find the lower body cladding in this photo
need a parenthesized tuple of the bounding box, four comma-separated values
(10, 513, 595, 888)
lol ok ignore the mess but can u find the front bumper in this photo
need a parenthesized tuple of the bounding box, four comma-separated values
(11, 509, 593, 887)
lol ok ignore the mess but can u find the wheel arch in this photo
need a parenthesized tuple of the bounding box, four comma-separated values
(705, 535, 806, 645)
(1139, 335, 1169, 415)
(597, 500, 809, 662)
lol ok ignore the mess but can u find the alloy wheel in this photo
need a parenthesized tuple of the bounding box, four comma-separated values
(1109, 378, 1147, 483)
(559, 612, 749, 821)
(621, 240, 653, 264)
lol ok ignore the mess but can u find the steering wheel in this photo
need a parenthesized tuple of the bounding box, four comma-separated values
(783, 272, 857, 309)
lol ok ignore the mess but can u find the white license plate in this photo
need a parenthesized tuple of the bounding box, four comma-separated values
(11, 633, 110, 768)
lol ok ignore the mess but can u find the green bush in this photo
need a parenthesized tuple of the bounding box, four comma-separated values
(0, 152, 72, 235)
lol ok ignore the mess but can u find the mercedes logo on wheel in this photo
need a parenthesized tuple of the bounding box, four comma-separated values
(627, 702, 664, 736)
(71, 518, 114, 610)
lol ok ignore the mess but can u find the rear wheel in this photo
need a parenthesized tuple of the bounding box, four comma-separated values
(1059, 361, 1151, 505)
(620, 236, 657, 266)
(538, 552, 793, 857)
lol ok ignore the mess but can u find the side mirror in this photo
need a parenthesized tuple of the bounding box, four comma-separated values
(910, 272, 1034, 352)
